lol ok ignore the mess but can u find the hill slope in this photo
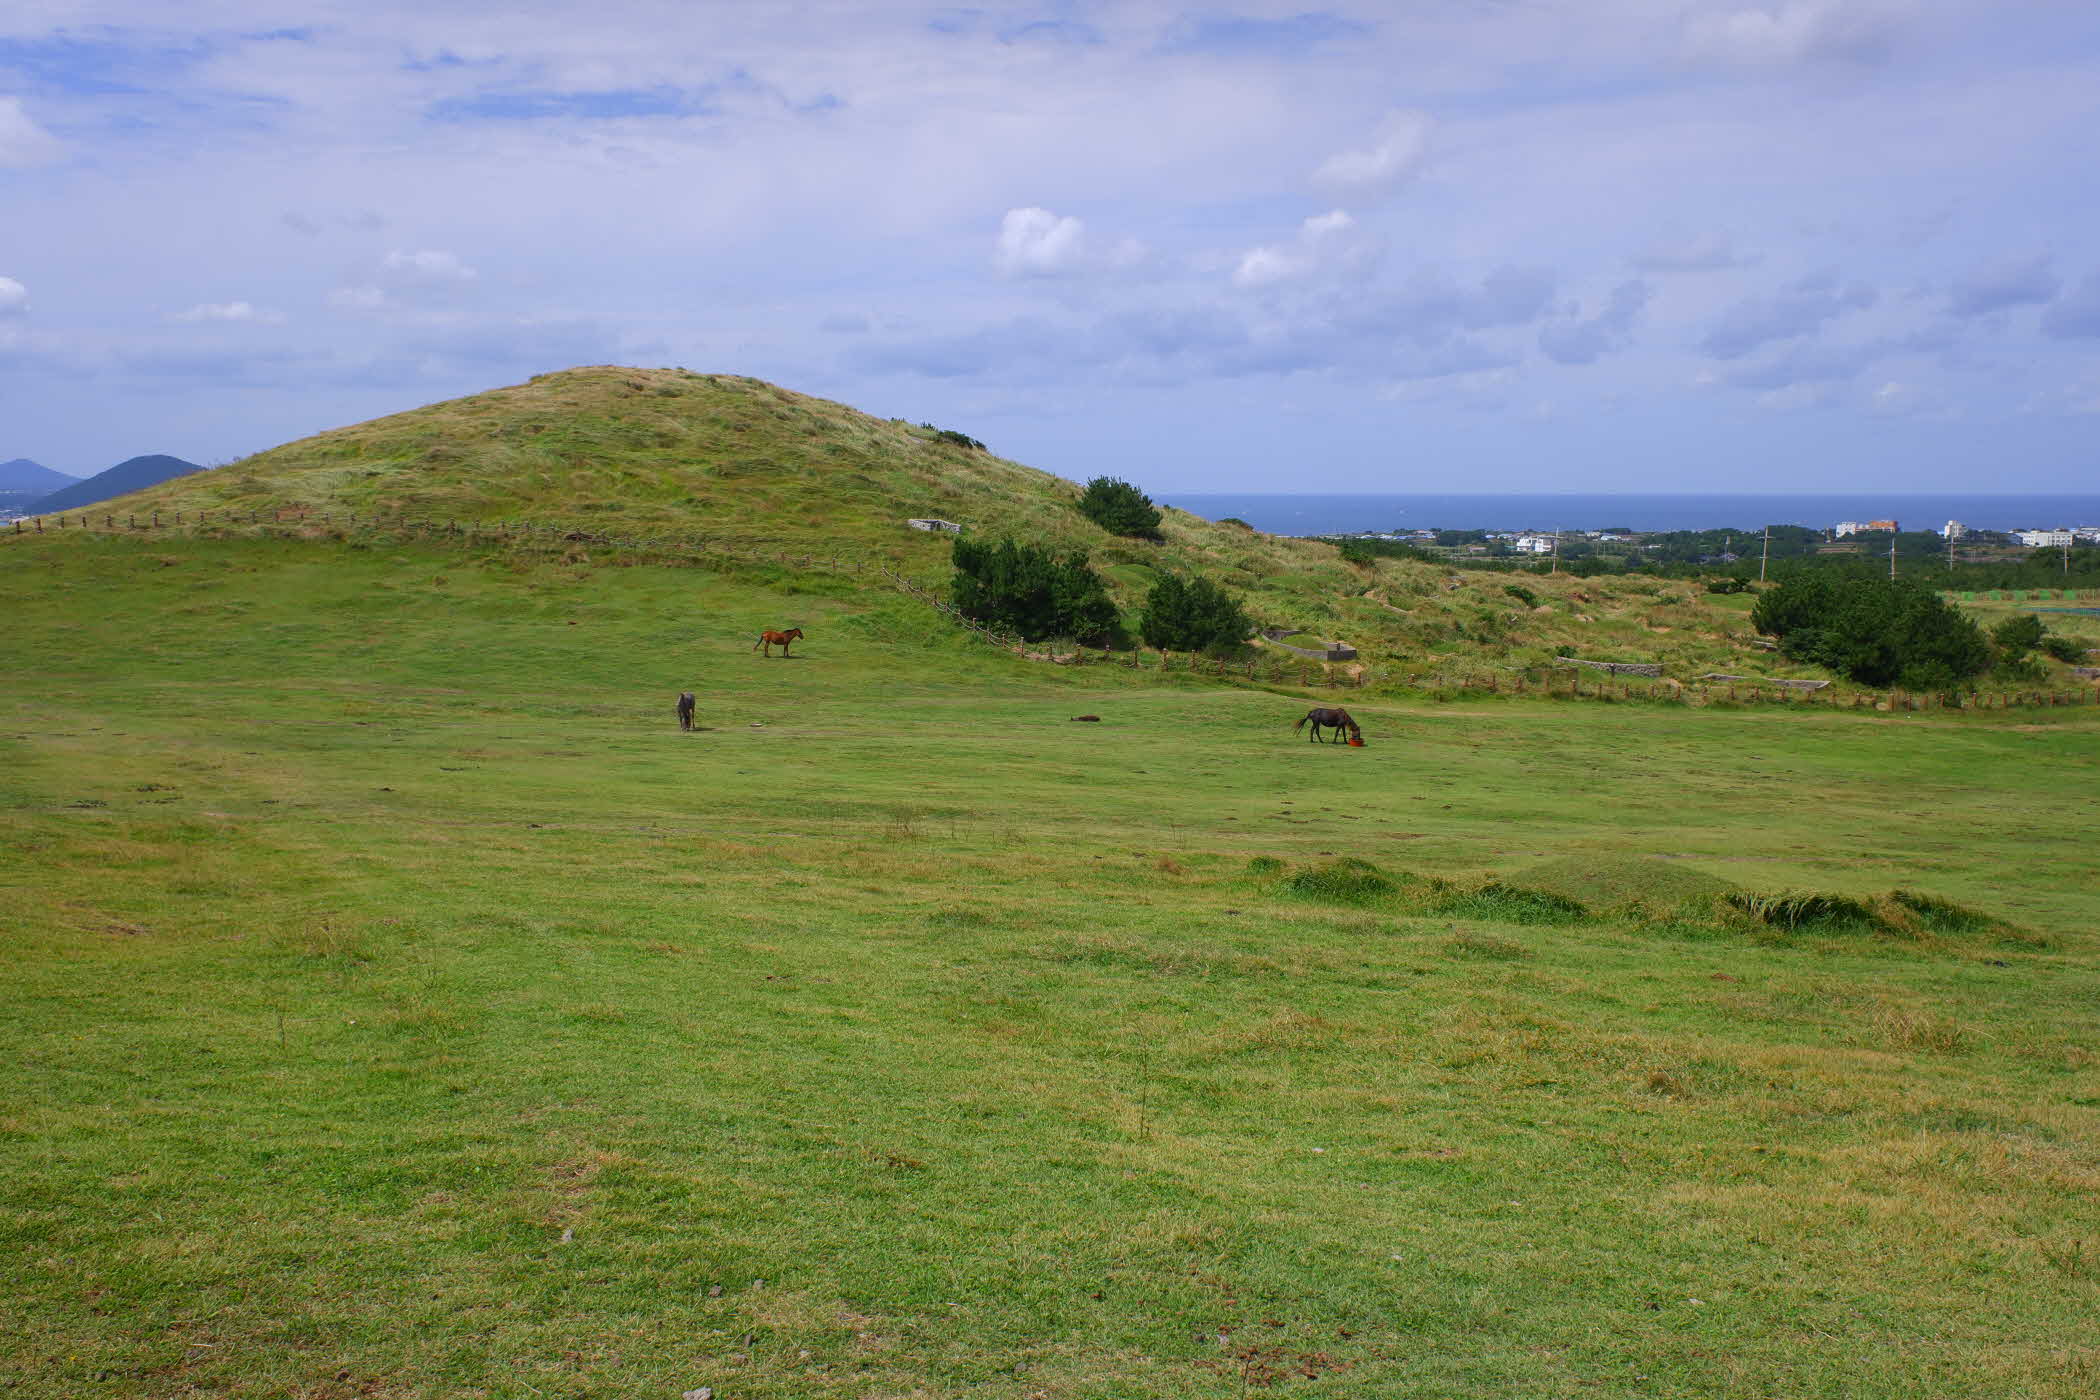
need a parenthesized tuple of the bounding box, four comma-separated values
(33, 454, 203, 513)
(109, 365, 1858, 686)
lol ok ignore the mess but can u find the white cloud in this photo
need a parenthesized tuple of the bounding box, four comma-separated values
(995, 208, 1086, 277)
(1683, 2, 1909, 67)
(174, 300, 286, 324)
(0, 97, 62, 167)
(1233, 210, 1382, 288)
(1868, 379, 1919, 415)
(331, 249, 481, 312)
(0, 276, 26, 317)
(380, 249, 479, 285)
(1311, 110, 1430, 204)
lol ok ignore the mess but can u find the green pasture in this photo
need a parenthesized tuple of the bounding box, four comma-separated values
(4, 533, 2098, 1399)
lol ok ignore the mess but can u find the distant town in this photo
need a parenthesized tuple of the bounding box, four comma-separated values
(1316, 519, 2100, 561)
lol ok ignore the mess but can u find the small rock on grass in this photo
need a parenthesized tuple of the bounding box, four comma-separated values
(683, 1389, 714, 1400)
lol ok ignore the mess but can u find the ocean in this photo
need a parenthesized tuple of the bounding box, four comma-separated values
(1160, 493, 2100, 536)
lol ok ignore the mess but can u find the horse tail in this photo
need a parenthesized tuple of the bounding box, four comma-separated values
(1293, 712, 1308, 732)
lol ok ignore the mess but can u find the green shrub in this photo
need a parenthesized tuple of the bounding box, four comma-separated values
(922, 424, 985, 451)
(1503, 583, 1540, 608)
(2040, 633, 2085, 663)
(950, 535, 1118, 644)
(1138, 571, 1252, 654)
(1076, 477, 1163, 539)
(1991, 613, 2046, 658)
(1750, 572, 1989, 688)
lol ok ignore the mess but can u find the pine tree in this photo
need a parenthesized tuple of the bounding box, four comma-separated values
(1139, 571, 1251, 653)
(951, 536, 1118, 643)
(1075, 477, 1163, 539)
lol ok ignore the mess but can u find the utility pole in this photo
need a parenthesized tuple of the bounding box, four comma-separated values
(1760, 526, 1770, 584)
(1890, 532, 1897, 580)
(1551, 528, 1560, 575)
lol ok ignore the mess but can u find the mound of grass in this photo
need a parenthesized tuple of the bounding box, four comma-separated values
(1883, 888, 1996, 935)
(1281, 857, 1399, 904)
(1433, 882, 1590, 925)
(1727, 890, 1885, 933)
(1516, 854, 1738, 919)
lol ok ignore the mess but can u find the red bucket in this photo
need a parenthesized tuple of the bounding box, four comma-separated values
(1348, 736, 1365, 747)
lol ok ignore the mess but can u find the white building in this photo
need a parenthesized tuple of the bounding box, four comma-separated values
(1512, 534, 1557, 554)
(2016, 530, 2073, 548)
(1943, 520, 1965, 539)
(1833, 521, 1865, 537)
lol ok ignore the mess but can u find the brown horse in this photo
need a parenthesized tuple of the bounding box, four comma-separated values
(753, 627, 804, 657)
(1294, 707, 1363, 744)
(676, 692, 696, 730)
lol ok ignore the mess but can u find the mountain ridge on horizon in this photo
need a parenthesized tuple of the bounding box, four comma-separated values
(0, 458, 80, 493)
(28, 454, 205, 515)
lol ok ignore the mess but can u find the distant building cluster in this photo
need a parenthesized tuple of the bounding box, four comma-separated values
(2012, 528, 2093, 548)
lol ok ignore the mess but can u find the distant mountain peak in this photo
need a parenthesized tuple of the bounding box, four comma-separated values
(26, 454, 205, 514)
(0, 458, 80, 492)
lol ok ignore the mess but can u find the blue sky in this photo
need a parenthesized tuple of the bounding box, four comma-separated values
(3, 1, 2098, 492)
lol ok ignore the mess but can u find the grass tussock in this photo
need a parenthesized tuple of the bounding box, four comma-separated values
(1433, 882, 1590, 925)
(1727, 890, 1884, 933)
(1443, 930, 1531, 961)
(1281, 857, 1398, 904)
(1871, 1001, 1972, 1055)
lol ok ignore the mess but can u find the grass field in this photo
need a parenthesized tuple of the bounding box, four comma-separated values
(5, 532, 2099, 1399)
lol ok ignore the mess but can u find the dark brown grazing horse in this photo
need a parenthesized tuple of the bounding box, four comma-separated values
(753, 627, 804, 657)
(1294, 707, 1363, 744)
(676, 692, 696, 731)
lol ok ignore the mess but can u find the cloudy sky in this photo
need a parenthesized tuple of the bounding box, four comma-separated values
(4, 1, 2098, 492)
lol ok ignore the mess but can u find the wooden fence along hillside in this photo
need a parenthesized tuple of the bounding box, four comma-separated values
(10, 507, 2100, 710)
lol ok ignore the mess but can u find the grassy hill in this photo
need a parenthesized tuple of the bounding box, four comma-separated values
(4, 527, 2097, 1398)
(98, 365, 1914, 691)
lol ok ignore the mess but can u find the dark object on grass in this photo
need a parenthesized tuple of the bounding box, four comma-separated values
(677, 692, 695, 731)
(753, 627, 803, 657)
(1294, 707, 1362, 745)
(1071, 714, 1101, 722)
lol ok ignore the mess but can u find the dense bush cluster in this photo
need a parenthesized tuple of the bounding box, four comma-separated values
(921, 423, 985, 451)
(1076, 476, 1162, 539)
(1750, 573, 1989, 689)
(950, 536, 1118, 643)
(1137, 571, 1252, 654)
